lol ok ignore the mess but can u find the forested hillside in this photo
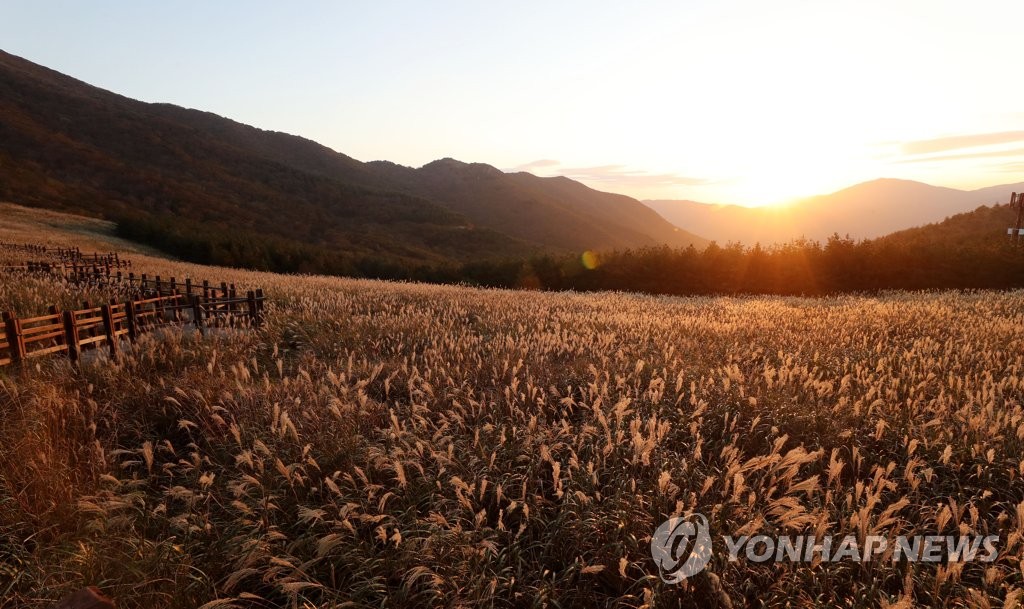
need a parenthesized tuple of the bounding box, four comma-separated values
(439, 204, 1024, 294)
(0, 49, 704, 277)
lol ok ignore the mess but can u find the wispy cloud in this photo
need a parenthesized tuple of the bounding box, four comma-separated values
(560, 165, 712, 187)
(901, 131, 1024, 155)
(896, 146, 1024, 164)
(509, 159, 711, 188)
(509, 159, 561, 172)
(996, 161, 1024, 173)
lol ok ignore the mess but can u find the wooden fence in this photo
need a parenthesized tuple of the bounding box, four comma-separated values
(0, 242, 48, 256)
(76, 271, 261, 310)
(0, 241, 129, 266)
(1, 290, 264, 368)
(3, 259, 131, 277)
(9, 262, 262, 304)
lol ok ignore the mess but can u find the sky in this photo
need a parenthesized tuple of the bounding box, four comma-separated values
(3, 1, 1024, 207)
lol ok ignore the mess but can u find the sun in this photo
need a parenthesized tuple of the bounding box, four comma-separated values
(715, 140, 860, 208)
(722, 169, 822, 208)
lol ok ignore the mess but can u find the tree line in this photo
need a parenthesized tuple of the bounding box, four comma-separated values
(443, 236, 1024, 295)
(117, 207, 1024, 296)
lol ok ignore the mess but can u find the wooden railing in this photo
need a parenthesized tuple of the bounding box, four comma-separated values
(0, 241, 130, 266)
(0, 242, 48, 255)
(3, 259, 131, 276)
(1, 291, 265, 367)
(3, 262, 259, 306)
(1, 241, 268, 368)
(4, 247, 263, 309)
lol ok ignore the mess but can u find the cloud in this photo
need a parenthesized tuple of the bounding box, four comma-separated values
(509, 159, 711, 188)
(509, 159, 561, 172)
(901, 131, 1024, 155)
(558, 165, 712, 187)
(895, 146, 1024, 164)
(996, 161, 1024, 173)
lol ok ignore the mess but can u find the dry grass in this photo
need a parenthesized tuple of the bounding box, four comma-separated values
(1, 204, 1023, 608)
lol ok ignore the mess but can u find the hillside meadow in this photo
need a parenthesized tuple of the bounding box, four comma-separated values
(1, 204, 1024, 608)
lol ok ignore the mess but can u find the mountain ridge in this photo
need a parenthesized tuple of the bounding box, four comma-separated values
(644, 178, 1024, 244)
(361, 157, 705, 251)
(0, 48, 706, 270)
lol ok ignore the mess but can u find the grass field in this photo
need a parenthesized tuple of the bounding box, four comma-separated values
(2, 203, 1023, 608)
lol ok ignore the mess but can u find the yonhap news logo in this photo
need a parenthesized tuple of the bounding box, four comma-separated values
(650, 513, 999, 583)
(650, 513, 713, 583)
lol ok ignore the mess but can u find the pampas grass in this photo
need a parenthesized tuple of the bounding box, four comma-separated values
(1, 205, 1023, 608)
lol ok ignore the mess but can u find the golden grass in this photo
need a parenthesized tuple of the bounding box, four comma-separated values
(1, 203, 1023, 608)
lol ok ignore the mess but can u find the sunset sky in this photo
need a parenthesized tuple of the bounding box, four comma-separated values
(4, 1, 1024, 207)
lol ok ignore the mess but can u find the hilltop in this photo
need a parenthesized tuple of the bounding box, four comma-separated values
(645, 178, 1024, 244)
(0, 49, 705, 277)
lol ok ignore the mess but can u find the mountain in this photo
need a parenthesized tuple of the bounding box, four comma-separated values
(0, 49, 705, 276)
(645, 178, 1024, 245)
(144, 105, 709, 251)
(364, 159, 705, 251)
(0, 52, 506, 270)
(875, 201, 1021, 248)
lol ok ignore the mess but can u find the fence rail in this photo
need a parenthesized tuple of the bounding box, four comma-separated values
(0, 241, 130, 266)
(1, 242, 267, 368)
(3, 242, 263, 310)
(0, 242, 48, 255)
(1, 291, 264, 368)
(4, 262, 258, 304)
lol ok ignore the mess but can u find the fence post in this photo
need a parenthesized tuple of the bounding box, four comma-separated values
(81, 301, 94, 348)
(219, 282, 229, 319)
(246, 290, 257, 326)
(62, 310, 80, 364)
(254, 289, 264, 327)
(191, 295, 204, 334)
(125, 299, 138, 341)
(48, 305, 65, 348)
(3, 311, 25, 364)
(100, 304, 118, 357)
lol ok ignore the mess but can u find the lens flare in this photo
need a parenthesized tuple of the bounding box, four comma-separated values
(581, 250, 600, 270)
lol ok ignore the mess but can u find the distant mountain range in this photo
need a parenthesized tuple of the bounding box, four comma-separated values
(364, 159, 705, 252)
(0, 49, 705, 271)
(645, 178, 1024, 245)
(3, 47, 1018, 277)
